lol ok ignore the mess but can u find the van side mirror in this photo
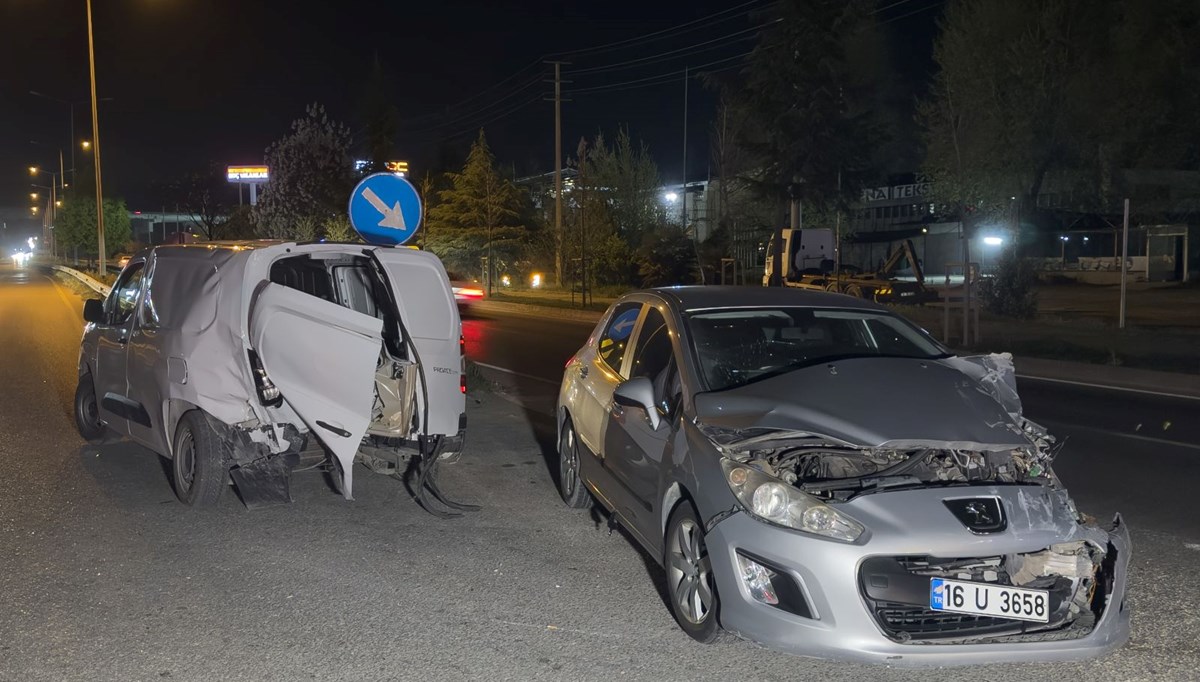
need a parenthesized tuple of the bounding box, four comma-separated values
(613, 376, 661, 430)
(83, 298, 105, 324)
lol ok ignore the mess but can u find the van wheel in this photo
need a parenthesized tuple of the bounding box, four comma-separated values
(844, 284, 865, 298)
(172, 411, 225, 507)
(74, 374, 109, 443)
(557, 417, 591, 509)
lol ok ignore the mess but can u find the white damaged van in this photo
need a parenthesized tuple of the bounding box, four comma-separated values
(74, 241, 469, 512)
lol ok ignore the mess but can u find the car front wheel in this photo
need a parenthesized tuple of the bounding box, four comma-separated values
(172, 411, 226, 507)
(665, 502, 723, 643)
(73, 374, 109, 443)
(557, 416, 590, 508)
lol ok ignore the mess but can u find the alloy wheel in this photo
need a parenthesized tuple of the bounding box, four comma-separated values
(559, 425, 579, 498)
(667, 517, 714, 624)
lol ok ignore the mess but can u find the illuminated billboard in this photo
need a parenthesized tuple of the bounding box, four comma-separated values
(227, 165, 269, 183)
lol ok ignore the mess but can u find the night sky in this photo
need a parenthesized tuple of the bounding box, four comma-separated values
(0, 0, 941, 244)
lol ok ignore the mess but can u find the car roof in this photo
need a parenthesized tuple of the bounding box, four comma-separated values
(644, 285, 888, 312)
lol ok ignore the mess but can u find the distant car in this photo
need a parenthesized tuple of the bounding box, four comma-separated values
(446, 272, 485, 309)
(74, 241, 467, 510)
(555, 286, 1129, 666)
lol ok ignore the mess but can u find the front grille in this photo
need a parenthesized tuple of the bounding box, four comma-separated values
(858, 554, 1102, 643)
(873, 602, 1023, 640)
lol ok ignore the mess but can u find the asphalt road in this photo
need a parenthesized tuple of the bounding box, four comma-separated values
(3, 263, 1199, 682)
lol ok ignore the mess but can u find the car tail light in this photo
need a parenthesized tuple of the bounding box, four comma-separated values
(460, 334, 467, 394)
(247, 349, 283, 407)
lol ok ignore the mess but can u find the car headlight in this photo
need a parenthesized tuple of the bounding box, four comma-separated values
(721, 459, 865, 542)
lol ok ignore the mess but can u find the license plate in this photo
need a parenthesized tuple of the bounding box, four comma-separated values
(929, 578, 1049, 623)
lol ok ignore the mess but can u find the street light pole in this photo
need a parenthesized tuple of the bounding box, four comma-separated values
(86, 0, 107, 275)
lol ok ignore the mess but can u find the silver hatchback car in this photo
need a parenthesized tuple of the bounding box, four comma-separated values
(555, 286, 1129, 666)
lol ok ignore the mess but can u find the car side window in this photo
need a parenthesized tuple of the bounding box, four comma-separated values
(628, 306, 679, 415)
(107, 262, 146, 326)
(598, 302, 641, 375)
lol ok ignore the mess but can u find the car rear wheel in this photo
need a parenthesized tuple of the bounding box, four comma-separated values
(665, 502, 723, 643)
(172, 411, 225, 507)
(557, 417, 591, 508)
(73, 374, 109, 443)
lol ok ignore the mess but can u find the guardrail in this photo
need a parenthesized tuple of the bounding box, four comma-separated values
(52, 265, 112, 297)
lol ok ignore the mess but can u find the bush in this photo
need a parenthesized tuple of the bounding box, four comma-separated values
(978, 249, 1038, 319)
(636, 226, 699, 287)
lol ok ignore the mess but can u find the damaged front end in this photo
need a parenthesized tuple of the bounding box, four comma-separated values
(696, 353, 1129, 647)
(859, 523, 1126, 644)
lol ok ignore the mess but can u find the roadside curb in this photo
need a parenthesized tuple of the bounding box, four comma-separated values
(471, 299, 604, 324)
(51, 265, 112, 297)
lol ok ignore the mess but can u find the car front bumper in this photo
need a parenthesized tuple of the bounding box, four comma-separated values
(704, 487, 1131, 667)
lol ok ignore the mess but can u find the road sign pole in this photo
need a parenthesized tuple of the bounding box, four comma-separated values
(1119, 198, 1130, 329)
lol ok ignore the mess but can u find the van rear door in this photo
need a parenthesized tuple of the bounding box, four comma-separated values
(249, 282, 382, 499)
(368, 247, 464, 438)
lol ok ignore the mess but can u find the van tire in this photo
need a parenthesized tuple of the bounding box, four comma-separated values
(74, 374, 109, 444)
(172, 411, 225, 507)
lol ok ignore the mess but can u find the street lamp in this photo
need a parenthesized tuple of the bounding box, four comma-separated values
(81, 140, 91, 151)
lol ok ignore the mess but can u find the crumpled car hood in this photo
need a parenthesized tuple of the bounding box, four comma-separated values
(693, 355, 1032, 449)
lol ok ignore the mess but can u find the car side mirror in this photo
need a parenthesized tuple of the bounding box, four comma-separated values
(83, 298, 105, 324)
(613, 376, 661, 430)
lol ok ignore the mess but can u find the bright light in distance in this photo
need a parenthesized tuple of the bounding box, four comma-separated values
(1060, 235, 1070, 242)
(664, 192, 678, 203)
(531, 273, 543, 288)
(28, 237, 37, 249)
(983, 236, 1003, 246)
(500, 275, 511, 287)
(28, 166, 38, 176)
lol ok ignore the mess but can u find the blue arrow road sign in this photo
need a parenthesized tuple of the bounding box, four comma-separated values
(609, 308, 639, 340)
(347, 172, 423, 246)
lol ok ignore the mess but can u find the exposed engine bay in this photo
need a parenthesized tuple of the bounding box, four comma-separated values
(703, 422, 1061, 501)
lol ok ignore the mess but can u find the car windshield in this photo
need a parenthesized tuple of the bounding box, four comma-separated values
(685, 307, 948, 391)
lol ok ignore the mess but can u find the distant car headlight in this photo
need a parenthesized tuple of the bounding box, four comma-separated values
(721, 459, 865, 542)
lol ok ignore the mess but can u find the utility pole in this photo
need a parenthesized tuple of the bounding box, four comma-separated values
(545, 61, 570, 286)
(1119, 198, 1130, 329)
(681, 66, 688, 230)
(86, 0, 107, 275)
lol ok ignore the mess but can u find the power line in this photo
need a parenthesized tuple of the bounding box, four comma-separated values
(402, 75, 544, 133)
(878, 0, 942, 24)
(547, 0, 771, 59)
(572, 20, 777, 75)
(433, 96, 543, 142)
(567, 51, 753, 95)
(400, 59, 545, 125)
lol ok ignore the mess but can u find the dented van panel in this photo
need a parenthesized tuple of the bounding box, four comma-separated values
(76, 241, 469, 512)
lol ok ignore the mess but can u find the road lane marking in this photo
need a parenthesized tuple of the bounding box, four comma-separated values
(471, 361, 559, 386)
(1040, 418, 1200, 451)
(1016, 373, 1200, 401)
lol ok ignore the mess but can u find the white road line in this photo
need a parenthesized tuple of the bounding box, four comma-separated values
(1015, 373, 1200, 401)
(1040, 419, 1200, 451)
(471, 361, 560, 386)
